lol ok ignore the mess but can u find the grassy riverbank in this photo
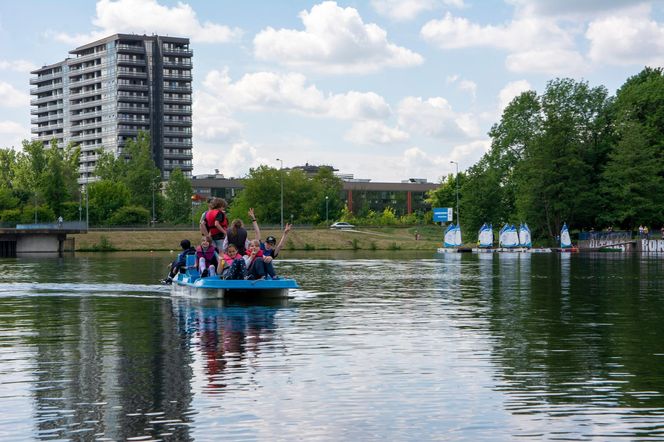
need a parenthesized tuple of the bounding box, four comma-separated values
(72, 225, 443, 252)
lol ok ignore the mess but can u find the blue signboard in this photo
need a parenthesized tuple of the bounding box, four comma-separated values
(433, 207, 453, 222)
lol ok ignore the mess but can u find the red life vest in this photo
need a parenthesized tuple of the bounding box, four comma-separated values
(205, 209, 227, 237)
(196, 245, 216, 261)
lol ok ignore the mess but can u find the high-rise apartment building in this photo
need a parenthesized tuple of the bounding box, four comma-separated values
(30, 34, 193, 183)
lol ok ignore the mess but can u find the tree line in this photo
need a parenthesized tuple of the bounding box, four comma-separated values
(428, 67, 664, 241)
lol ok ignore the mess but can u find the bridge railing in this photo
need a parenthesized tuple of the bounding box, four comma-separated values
(15, 221, 87, 230)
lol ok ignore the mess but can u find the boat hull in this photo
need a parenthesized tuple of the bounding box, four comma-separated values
(171, 274, 299, 300)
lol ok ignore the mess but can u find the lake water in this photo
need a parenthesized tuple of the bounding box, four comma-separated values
(1, 251, 664, 441)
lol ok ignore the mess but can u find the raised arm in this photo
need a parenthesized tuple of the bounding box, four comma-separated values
(248, 208, 261, 241)
(274, 223, 292, 257)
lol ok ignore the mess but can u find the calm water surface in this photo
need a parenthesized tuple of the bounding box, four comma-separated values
(1, 251, 664, 441)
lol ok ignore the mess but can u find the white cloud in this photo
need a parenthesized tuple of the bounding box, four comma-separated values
(0, 121, 28, 148)
(254, 1, 423, 74)
(0, 59, 37, 72)
(371, 0, 465, 21)
(0, 82, 29, 108)
(53, 0, 241, 45)
(192, 91, 243, 143)
(421, 12, 584, 74)
(508, 0, 645, 18)
(345, 120, 410, 145)
(506, 48, 587, 75)
(397, 96, 480, 139)
(498, 80, 532, 112)
(201, 69, 391, 120)
(401, 140, 488, 181)
(586, 12, 664, 66)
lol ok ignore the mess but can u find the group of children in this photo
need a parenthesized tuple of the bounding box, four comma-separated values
(163, 198, 292, 284)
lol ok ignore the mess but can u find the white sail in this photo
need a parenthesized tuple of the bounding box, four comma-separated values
(499, 224, 519, 248)
(518, 223, 532, 248)
(478, 223, 493, 247)
(560, 223, 572, 248)
(444, 223, 462, 247)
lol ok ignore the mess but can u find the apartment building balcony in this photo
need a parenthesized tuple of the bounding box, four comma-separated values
(69, 98, 107, 111)
(118, 115, 150, 123)
(31, 103, 63, 114)
(117, 70, 148, 79)
(163, 151, 193, 160)
(69, 75, 105, 88)
(118, 127, 149, 136)
(163, 128, 192, 137)
(163, 60, 192, 68)
(71, 51, 105, 63)
(117, 104, 149, 113)
(163, 71, 192, 80)
(32, 134, 63, 144)
(163, 118, 192, 126)
(30, 94, 63, 106)
(163, 106, 192, 115)
(70, 110, 102, 121)
(117, 92, 149, 102)
(117, 82, 149, 92)
(30, 72, 62, 85)
(117, 57, 147, 66)
(69, 132, 102, 143)
(117, 44, 145, 53)
(78, 143, 104, 153)
(30, 83, 62, 95)
(70, 88, 102, 99)
(163, 95, 192, 104)
(69, 62, 106, 75)
(32, 123, 64, 133)
(31, 114, 62, 124)
(163, 140, 192, 147)
(71, 121, 102, 132)
(162, 47, 193, 56)
(163, 84, 192, 93)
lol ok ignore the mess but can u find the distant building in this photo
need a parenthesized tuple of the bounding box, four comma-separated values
(191, 168, 437, 216)
(30, 33, 193, 183)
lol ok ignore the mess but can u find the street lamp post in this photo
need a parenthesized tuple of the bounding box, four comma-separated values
(325, 195, 329, 224)
(450, 161, 459, 226)
(276, 158, 284, 229)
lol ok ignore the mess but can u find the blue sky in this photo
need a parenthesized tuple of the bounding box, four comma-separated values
(1, 0, 663, 182)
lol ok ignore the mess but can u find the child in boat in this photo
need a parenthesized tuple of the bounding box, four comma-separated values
(201, 198, 228, 252)
(196, 236, 221, 277)
(243, 239, 277, 280)
(248, 207, 292, 263)
(162, 239, 196, 284)
(221, 243, 247, 280)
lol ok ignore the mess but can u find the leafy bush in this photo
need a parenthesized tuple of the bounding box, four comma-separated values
(20, 206, 55, 224)
(0, 209, 21, 224)
(109, 206, 150, 225)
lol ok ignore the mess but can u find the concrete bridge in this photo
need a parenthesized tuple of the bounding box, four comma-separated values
(0, 222, 86, 257)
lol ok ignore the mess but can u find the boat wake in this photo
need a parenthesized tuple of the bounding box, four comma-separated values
(0, 282, 170, 298)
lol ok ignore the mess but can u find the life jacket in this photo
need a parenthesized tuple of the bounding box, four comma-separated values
(196, 245, 216, 261)
(222, 253, 243, 266)
(246, 249, 264, 270)
(205, 209, 228, 238)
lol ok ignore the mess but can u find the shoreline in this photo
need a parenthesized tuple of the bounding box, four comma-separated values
(71, 226, 441, 252)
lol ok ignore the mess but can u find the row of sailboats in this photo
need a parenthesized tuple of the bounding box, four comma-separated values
(438, 223, 575, 253)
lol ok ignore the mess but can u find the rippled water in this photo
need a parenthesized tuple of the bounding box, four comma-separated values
(1, 252, 664, 441)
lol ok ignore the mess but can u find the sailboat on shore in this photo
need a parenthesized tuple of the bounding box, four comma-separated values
(436, 223, 463, 253)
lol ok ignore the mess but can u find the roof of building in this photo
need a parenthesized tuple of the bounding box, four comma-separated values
(70, 33, 190, 53)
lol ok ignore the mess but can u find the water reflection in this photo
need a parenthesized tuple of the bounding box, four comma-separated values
(172, 299, 288, 396)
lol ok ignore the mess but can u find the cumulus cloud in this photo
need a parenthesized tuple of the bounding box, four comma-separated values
(421, 12, 586, 74)
(0, 121, 28, 148)
(508, 0, 644, 18)
(498, 80, 532, 112)
(446, 75, 477, 99)
(201, 69, 391, 120)
(52, 0, 241, 45)
(586, 11, 664, 66)
(192, 140, 266, 178)
(344, 120, 410, 145)
(371, 0, 464, 21)
(254, 1, 423, 74)
(192, 91, 243, 142)
(0, 59, 37, 72)
(0, 82, 29, 108)
(401, 141, 488, 181)
(397, 96, 480, 139)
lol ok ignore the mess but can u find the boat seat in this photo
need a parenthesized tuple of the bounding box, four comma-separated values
(185, 254, 200, 279)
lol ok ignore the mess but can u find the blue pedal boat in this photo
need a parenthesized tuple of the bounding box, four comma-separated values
(172, 255, 299, 299)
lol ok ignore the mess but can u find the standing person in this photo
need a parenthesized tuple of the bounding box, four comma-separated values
(162, 239, 196, 284)
(644, 225, 650, 239)
(201, 198, 228, 251)
(226, 218, 249, 255)
(196, 236, 220, 277)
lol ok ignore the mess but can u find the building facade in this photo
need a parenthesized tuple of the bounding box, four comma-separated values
(30, 34, 193, 183)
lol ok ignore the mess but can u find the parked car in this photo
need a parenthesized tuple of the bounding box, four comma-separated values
(330, 222, 355, 229)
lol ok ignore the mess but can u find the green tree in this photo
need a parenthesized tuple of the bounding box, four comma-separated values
(109, 206, 151, 226)
(163, 168, 193, 224)
(601, 67, 664, 228)
(88, 180, 131, 225)
(42, 140, 80, 217)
